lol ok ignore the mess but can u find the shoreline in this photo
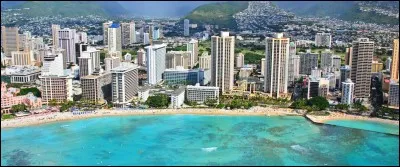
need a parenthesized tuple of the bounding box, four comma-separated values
(1, 107, 399, 129)
(1, 107, 303, 129)
(305, 111, 399, 126)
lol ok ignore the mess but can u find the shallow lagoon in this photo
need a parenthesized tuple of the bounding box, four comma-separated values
(1, 115, 399, 166)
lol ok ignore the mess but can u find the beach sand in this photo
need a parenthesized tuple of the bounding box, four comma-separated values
(1, 107, 303, 128)
(306, 111, 399, 126)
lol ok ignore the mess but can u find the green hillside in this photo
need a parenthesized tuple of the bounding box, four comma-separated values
(341, 5, 399, 25)
(11, 1, 128, 17)
(184, 1, 248, 29)
(274, 1, 399, 25)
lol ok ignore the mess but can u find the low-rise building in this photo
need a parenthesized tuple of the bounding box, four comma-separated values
(170, 86, 185, 108)
(6, 66, 41, 83)
(163, 66, 204, 85)
(138, 86, 151, 102)
(186, 83, 219, 104)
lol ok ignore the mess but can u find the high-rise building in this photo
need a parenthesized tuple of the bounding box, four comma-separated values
(341, 79, 355, 105)
(386, 57, 392, 71)
(391, 39, 399, 81)
(102, 21, 113, 45)
(1, 26, 20, 56)
(211, 32, 235, 93)
(236, 53, 244, 68)
(145, 44, 167, 85)
(388, 80, 399, 107)
(81, 70, 112, 104)
(318, 78, 329, 98)
(340, 65, 351, 89)
(149, 24, 154, 44)
(351, 38, 374, 99)
(19, 32, 31, 51)
(199, 52, 211, 69)
(311, 67, 321, 79)
(166, 51, 191, 69)
(11, 51, 34, 66)
(108, 23, 122, 52)
(289, 55, 300, 84)
(299, 50, 318, 75)
(75, 43, 88, 63)
(345, 47, 353, 66)
(186, 83, 219, 104)
(331, 55, 341, 71)
(371, 61, 383, 72)
(288, 42, 297, 84)
(264, 33, 289, 98)
(58, 28, 76, 65)
(184, 19, 190, 36)
(76, 32, 87, 44)
(41, 49, 65, 76)
(121, 22, 135, 46)
(143, 33, 150, 45)
(39, 75, 73, 104)
(320, 49, 332, 69)
(261, 58, 266, 76)
(137, 48, 146, 66)
(78, 47, 100, 78)
(187, 39, 199, 67)
(315, 32, 331, 48)
(104, 56, 121, 72)
(51, 24, 60, 49)
(111, 65, 139, 107)
(307, 77, 319, 99)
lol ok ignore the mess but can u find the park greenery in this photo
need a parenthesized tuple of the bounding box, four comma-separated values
(290, 96, 329, 111)
(17, 87, 41, 97)
(11, 104, 27, 113)
(1, 114, 15, 120)
(145, 94, 170, 108)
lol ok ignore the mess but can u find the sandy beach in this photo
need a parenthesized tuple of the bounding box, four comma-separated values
(306, 111, 399, 126)
(1, 107, 303, 128)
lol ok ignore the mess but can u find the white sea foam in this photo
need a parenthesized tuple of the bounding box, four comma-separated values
(60, 125, 69, 127)
(290, 145, 308, 153)
(202, 147, 218, 152)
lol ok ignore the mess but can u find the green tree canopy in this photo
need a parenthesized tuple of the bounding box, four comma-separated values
(11, 104, 27, 113)
(307, 96, 329, 111)
(145, 94, 170, 108)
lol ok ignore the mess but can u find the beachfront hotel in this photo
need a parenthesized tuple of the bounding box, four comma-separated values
(146, 44, 167, 85)
(111, 65, 139, 107)
(388, 80, 399, 108)
(81, 69, 112, 104)
(351, 38, 374, 99)
(211, 31, 235, 93)
(186, 83, 219, 104)
(1, 82, 42, 114)
(264, 33, 290, 98)
(341, 79, 355, 105)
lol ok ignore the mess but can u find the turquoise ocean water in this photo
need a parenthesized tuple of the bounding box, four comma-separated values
(1, 115, 399, 166)
(326, 119, 399, 135)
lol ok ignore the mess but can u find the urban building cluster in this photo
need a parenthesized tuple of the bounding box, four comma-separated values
(1, 17, 399, 114)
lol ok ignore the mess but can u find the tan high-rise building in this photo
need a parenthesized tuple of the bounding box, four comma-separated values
(199, 52, 211, 69)
(166, 51, 191, 69)
(81, 71, 112, 104)
(211, 32, 235, 93)
(261, 58, 266, 76)
(345, 47, 353, 66)
(264, 33, 290, 98)
(11, 51, 34, 66)
(236, 53, 244, 68)
(391, 39, 399, 81)
(39, 75, 73, 104)
(371, 61, 383, 72)
(51, 24, 60, 48)
(187, 39, 199, 67)
(1, 26, 20, 56)
(351, 38, 374, 99)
